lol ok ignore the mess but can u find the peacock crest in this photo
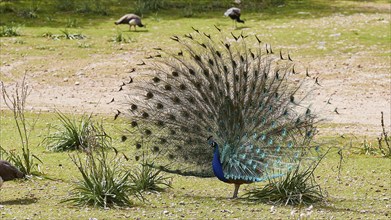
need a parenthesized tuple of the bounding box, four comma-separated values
(122, 28, 320, 183)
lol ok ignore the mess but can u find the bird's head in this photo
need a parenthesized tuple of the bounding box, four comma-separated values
(207, 136, 217, 148)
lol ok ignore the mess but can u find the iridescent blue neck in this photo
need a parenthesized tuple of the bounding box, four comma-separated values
(212, 143, 228, 182)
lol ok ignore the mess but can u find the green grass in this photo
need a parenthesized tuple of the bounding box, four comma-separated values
(0, 0, 390, 218)
(43, 111, 111, 152)
(65, 148, 136, 208)
(1, 111, 390, 219)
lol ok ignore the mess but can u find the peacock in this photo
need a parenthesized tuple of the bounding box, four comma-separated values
(224, 7, 244, 28)
(122, 29, 320, 198)
(115, 14, 145, 31)
(0, 160, 25, 187)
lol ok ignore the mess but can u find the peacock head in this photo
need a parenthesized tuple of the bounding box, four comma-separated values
(207, 136, 217, 148)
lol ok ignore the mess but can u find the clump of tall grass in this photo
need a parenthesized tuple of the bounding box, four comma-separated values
(0, 24, 20, 37)
(377, 111, 390, 158)
(43, 112, 111, 152)
(244, 152, 328, 205)
(110, 31, 133, 43)
(66, 18, 79, 28)
(0, 75, 43, 177)
(64, 148, 139, 208)
(356, 138, 378, 156)
(129, 159, 172, 192)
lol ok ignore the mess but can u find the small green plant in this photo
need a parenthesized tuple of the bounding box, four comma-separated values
(61, 29, 86, 40)
(0, 146, 7, 160)
(377, 111, 390, 158)
(244, 152, 328, 205)
(0, 75, 43, 177)
(78, 42, 92, 48)
(110, 31, 132, 43)
(13, 39, 25, 44)
(66, 18, 79, 28)
(356, 138, 378, 156)
(0, 24, 20, 37)
(65, 148, 138, 208)
(44, 111, 111, 152)
(129, 160, 172, 192)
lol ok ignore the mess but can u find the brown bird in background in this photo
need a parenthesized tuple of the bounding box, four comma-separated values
(115, 14, 145, 31)
(0, 160, 25, 187)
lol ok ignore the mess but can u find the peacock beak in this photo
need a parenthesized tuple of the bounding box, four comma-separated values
(207, 136, 214, 147)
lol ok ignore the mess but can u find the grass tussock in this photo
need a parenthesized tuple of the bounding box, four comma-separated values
(110, 31, 133, 43)
(43, 112, 111, 152)
(377, 111, 390, 158)
(129, 160, 172, 193)
(64, 148, 138, 208)
(244, 153, 328, 206)
(0, 76, 43, 177)
(0, 24, 20, 37)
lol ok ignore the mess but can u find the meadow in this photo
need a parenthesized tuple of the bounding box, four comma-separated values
(0, 0, 390, 219)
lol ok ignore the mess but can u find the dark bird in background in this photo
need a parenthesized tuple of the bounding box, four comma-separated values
(115, 14, 145, 31)
(0, 160, 25, 187)
(124, 31, 320, 198)
(224, 7, 244, 28)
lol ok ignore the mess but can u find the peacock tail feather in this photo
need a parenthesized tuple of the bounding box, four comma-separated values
(123, 29, 321, 182)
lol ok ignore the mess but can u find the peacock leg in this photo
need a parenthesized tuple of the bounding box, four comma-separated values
(232, 183, 240, 198)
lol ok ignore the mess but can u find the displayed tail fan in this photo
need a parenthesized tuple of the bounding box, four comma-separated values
(122, 29, 321, 197)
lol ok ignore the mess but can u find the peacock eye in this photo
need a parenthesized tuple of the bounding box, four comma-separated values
(203, 69, 209, 77)
(156, 103, 164, 109)
(223, 65, 228, 73)
(187, 96, 195, 104)
(172, 96, 181, 104)
(160, 138, 167, 144)
(142, 112, 149, 118)
(152, 77, 160, 83)
(146, 92, 154, 99)
(121, 135, 127, 142)
(179, 84, 186, 90)
(156, 120, 164, 126)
